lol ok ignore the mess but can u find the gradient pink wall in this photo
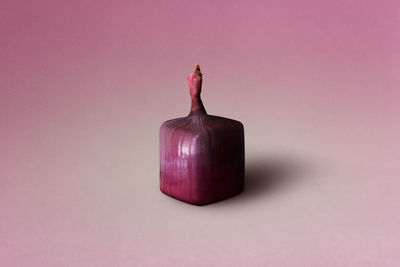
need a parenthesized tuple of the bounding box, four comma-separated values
(1, 0, 399, 266)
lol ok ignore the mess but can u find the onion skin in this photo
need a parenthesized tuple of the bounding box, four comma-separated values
(160, 65, 244, 205)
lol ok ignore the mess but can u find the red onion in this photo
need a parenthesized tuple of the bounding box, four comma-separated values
(160, 65, 245, 205)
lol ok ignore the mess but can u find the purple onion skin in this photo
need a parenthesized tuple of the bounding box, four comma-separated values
(159, 65, 244, 205)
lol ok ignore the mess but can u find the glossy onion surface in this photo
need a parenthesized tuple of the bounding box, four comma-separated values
(159, 65, 244, 205)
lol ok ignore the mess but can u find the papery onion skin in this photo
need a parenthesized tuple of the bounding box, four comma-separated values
(159, 65, 244, 205)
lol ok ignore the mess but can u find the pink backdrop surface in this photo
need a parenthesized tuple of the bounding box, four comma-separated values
(1, 0, 399, 266)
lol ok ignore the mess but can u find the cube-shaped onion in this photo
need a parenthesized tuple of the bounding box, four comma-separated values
(159, 65, 245, 205)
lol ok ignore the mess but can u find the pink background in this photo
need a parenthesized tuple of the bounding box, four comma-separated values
(1, 0, 400, 266)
